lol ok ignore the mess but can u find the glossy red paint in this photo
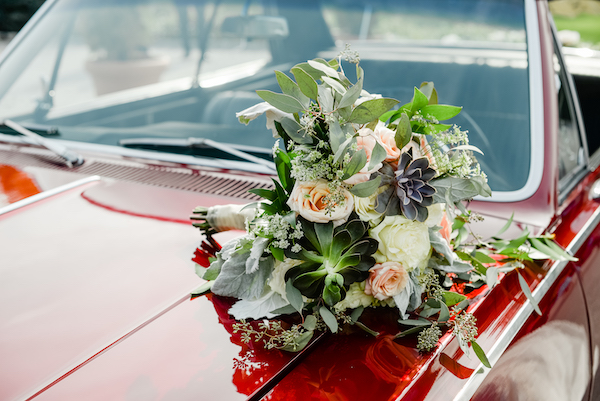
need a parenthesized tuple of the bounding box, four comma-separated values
(1, 1, 598, 400)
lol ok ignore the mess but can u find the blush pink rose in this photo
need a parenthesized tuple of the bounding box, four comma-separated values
(374, 123, 402, 162)
(344, 128, 383, 185)
(287, 180, 354, 224)
(364, 261, 409, 301)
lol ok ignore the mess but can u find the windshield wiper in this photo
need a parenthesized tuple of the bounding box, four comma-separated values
(119, 137, 276, 172)
(2, 119, 84, 168)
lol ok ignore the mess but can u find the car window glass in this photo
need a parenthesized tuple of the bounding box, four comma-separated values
(0, 0, 531, 194)
(553, 50, 585, 189)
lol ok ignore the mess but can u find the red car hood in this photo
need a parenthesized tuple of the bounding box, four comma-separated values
(0, 157, 543, 401)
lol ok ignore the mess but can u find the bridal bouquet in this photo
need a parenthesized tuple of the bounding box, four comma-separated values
(190, 51, 574, 366)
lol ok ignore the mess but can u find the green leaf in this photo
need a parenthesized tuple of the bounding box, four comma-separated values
(286, 279, 304, 314)
(304, 314, 318, 331)
(248, 188, 277, 201)
(191, 280, 213, 297)
(432, 175, 492, 204)
(517, 271, 542, 316)
(322, 76, 346, 94)
(275, 70, 310, 108)
(398, 317, 432, 326)
(474, 251, 497, 264)
(471, 340, 491, 368)
(307, 59, 340, 78)
(203, 263, 221, 281)
(350, 306, 364, 323)
(421, 104, 462, 121)
(280, 117, 312, 144)
(379, 109, 397, 122)
(540, 238, 577, 261)
(291, 67, 319, 100)
(349, 176, 382, 197)
(530, 237, 577, 261)
(348, 98, 400, 124)
(320, 306, 339, 333)
(315, 221, 334, 258)
(395, 112, 412, 149)
(341, 149, 367, 180)
(439, 302, 451, 323)
(411, 87, 429, 114)
(333, 135, 355, 165)
(369, 141, 387, 170)
(270, 245, 285, 261)
(256, 90, 305, 113)
(338, 78, 363, 109)
(495, 213, 514, 237)
(442, 291, 467, 307)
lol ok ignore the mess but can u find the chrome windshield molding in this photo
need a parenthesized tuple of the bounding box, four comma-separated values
(0, 134, 276, 175)
(65, 140, 276, 175)
(454, 203, 600, 401)
(479, 0, 544, 203)
(0, 175, 101, 216)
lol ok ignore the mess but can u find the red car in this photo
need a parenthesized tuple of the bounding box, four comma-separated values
(1, 0, 599, 400)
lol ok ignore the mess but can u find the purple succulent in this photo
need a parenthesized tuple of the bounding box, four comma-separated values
(394, 152, 436, 221)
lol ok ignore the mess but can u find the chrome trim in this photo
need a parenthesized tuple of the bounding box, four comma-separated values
(485, 0, 544, 203)
(0, 134, 276, 175)
(454, 203, 600, 400)
(0, 175, 101, 216)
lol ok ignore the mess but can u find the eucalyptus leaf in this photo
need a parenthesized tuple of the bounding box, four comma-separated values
(286, 279, 304, 313)
(495, 213, 514, 237)
(291, 67, 319, 100)
(398, 317, 432, 326)
(348, 98, 399, 124)
(304, 314, 318, 331)
(350, 306, 364, 323)
(471, 340, 491, 368)
(338, 78, 363, 109)
(275, 70, 310, 108)
(439, 302, 451, 322)
(318, 85, 335, 113)
(307, 59, 340, 78)
(369, 141, 387, 170)
(333, 135, 355, 165)
(322, 76, 346, 94)
(395, 112, 412, 149)
(341, 149, 367, 180)
(280, 117, 312, 144)
(320, 306, 339, 333)
(517, 271, 542, 316)
(256, 90, 305, 113)
(328, 118, 345, 153)
(432, 175, 492, 204)
(349, 176, 382, 197)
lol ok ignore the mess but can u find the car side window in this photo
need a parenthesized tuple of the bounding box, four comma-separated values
(553, 42, 587, 196)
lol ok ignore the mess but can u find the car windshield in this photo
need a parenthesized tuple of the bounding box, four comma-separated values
(0, 0, 529, 192)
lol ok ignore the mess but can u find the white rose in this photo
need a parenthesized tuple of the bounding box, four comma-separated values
(353, 185, 388, 227)
(424, 203, 445, 228)
(370, 215, 431, 269)
(268, 258, 303, 301)
(287, 180, 354, 225)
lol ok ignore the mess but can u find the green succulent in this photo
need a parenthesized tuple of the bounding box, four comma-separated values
(285, 213, 378, 306)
